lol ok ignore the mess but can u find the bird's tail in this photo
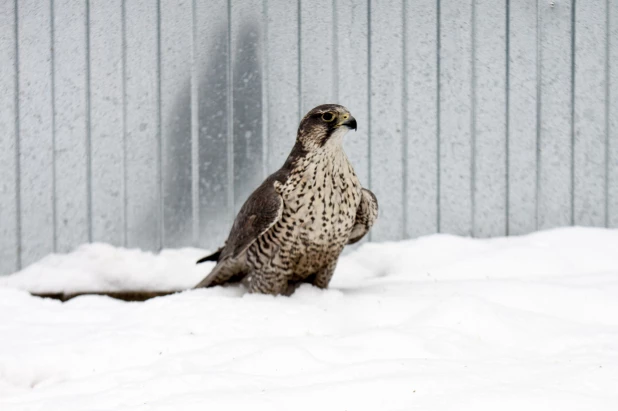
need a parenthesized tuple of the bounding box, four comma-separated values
(194, 258, 246, 289)
(196, 248, 222, 264)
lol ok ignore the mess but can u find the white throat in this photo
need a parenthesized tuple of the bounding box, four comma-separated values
(322, 126, 350, 151)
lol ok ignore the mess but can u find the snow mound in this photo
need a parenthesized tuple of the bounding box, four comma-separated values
(0, 244, 211, 293)
(1, 226, 617, 410)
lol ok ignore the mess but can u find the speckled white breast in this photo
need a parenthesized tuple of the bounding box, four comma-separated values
(245, 129, 362, 279)
(278, 145, 361, 275)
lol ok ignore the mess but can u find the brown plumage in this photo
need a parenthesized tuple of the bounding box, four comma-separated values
(195, 104, 378, 295)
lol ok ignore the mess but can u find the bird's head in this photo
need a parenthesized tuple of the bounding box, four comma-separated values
(296, 104, 357, 151)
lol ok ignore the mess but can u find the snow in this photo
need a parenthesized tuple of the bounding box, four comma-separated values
(0, 244, 208, 293)
(1, 226, 617, 410)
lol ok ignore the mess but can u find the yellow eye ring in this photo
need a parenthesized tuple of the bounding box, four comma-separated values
(321, 112, 335, 122)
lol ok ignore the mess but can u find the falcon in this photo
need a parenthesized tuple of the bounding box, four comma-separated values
(195, 104, 378, 295)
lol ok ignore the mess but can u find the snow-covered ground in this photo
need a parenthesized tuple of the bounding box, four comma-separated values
(1, 227, 617, 410)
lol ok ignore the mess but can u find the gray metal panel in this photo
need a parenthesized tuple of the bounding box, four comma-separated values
(0, 0, 18, 274)
(439, 0, 473, 236)
(538, 1, 573, 229)
(300, 0, 335, 114)
(17, 0, 55, 267)
(124, 0, 161, 250)
(89, 0, 125, 245)
(265, 0, 299, 174)
(195, 0, 231, 250)
(160, 0, 193, 247)
(3, 0, 618, 272)
(508, 0, 538, 235)
(370, 0, 404, 242)
(573, 0, 607, 227)
(195, 0, 233, 249)
(52, 0, 89, 252)
(336, 0, 369, 189)
(473, 0, 507, 237)
(610, 0, 618, 228)
(405, 0, 438, 238)
(232, 0, 264, 215)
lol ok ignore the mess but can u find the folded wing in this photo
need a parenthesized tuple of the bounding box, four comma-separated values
(347, 188, 378, 245)
(194, 176, 284, 288)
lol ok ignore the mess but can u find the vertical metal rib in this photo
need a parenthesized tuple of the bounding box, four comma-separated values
(50, 0, 57, 252)
(367, 0, 372, 190)
(332, 0, 339, 102)
(297, 0, 302, 119)
(191, 0, 199, 245)
(156, 0, 164, 249)
(570, 0, 576, 226)
(401, 0, 408, 239)
(367, 0, 372, 240)
(121, 0, 128, 247)
(262, 0, 269, 178)
(505, 0, 511, 235)
(605, 0, 610, 228)
(470, 0, 477, 237)
(86, 0, 93, 243)
(436, 0, 442, 233)
(14, 0, 22, 269)
(535, 0, 541, 230)
(227, 0, 234, 220)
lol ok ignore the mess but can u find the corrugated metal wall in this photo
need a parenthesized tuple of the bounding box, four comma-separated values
(1, 0, 617, 275)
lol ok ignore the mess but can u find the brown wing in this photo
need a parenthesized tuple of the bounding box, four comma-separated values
(194, 176, 284, 289)
(194, 143, 309, 289)
(347, 188, 378, 245)
(205, 175, 284, 264)
(195, 142, 311, 265)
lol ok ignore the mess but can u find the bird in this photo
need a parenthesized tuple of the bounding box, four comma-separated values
(194, 104, 378, 295)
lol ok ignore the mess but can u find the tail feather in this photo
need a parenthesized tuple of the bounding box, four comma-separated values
(194, 260, 245, 289)
(196, 248, 222, 264)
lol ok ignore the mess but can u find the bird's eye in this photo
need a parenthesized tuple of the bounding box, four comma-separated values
(321, 112, 335, 122)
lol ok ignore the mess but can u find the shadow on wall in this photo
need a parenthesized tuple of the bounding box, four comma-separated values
(232, 22, 263, 216)
(146, 20, 264, 250)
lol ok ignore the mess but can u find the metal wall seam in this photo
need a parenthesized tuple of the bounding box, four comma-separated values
(191, 0, 200, 246)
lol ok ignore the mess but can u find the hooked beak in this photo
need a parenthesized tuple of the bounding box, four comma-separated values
(338, 115, 357, 131)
